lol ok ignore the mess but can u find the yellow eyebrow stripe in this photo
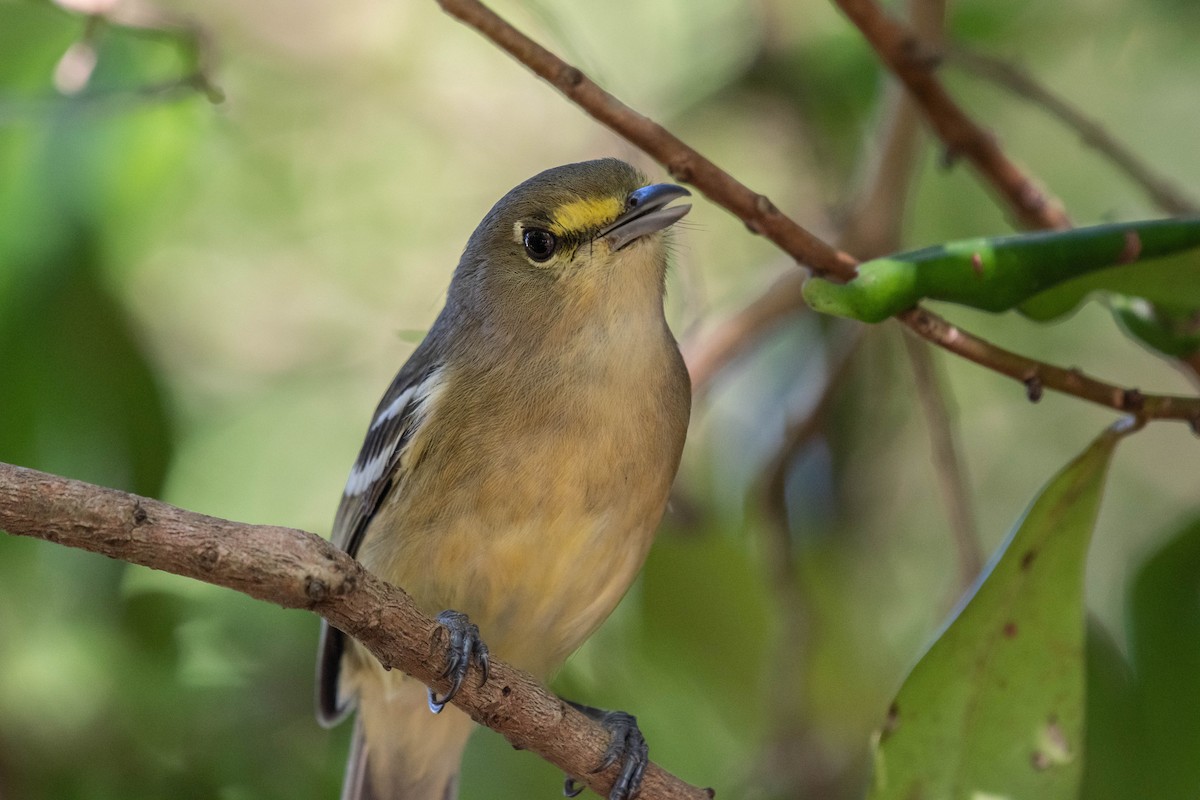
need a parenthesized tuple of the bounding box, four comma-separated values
(548, 197, 623, 236)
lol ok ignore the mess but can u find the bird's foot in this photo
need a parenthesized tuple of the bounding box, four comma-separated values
(426, 609, 490, 714)
(562, 702, 649, 800)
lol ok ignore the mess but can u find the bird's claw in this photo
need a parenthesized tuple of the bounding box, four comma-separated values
(426, 609, 489, 714)
(566, 703, 649, 800)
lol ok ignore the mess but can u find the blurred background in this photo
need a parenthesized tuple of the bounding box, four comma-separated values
(1, 0, 1198, 797)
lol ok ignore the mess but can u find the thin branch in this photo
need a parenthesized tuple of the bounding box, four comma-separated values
(0, 463, 709, 800)
(901, 334, 983, 589)
(435, 0, 1200, 426)
(899, 307, 1199, 427)
(435, 0, 858, 279)
(829, 0, 1072, 231)
(946, 47, 1199, 216)
(853, 0, 983, 591)
(683, 26, 930, 399)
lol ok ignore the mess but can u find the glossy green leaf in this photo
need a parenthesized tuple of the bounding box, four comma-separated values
(869, 424, 1128, 800)
(1126, 517, 1200, 799)
(1020, 249, 1200, 322)
(803, 218, 1200, 323)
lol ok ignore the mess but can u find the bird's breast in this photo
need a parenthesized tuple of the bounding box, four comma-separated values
(360, 320, 689, 677)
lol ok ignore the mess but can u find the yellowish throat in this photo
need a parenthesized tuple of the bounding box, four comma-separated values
(316, 159, 692, 800)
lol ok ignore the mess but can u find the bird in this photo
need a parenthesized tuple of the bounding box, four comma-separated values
(315, 158, 693, 800)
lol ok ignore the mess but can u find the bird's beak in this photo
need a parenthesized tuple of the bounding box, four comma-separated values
(599, 183, 692, 251)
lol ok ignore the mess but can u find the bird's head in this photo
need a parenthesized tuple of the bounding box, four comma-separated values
(450, 159, 691, 324)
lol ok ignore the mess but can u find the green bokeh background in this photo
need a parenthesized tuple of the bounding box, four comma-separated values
(1, 0, 1198, 798)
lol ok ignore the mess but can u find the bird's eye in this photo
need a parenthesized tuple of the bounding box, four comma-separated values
(523, 229, 557, 262)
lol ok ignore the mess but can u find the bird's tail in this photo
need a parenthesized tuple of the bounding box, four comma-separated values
(340, 672, 476, 800)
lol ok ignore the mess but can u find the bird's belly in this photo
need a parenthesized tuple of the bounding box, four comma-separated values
(432, 511, 651, 675)
(358, 333, 688, 679)
(362, 441, 673, 678)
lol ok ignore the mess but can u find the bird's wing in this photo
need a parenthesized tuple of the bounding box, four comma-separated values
(316, 363, 444, 726)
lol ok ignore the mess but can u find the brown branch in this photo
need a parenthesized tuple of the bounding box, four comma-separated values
(433, 0, 1200, 426)
(0, 462, 709, 800)
(435, 0, 857, 279)
(830, 0, 1072, 232)
(684, 10, 932, 398)
(840, 0, 943, 255)
(899, 308, 1199, 426)
(946, 47, 1199, 216)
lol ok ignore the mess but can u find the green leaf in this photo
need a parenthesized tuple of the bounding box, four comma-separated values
(869, 424, 1128, 800)
(1107, 296, 1200, 359)
(1081, 618, 1143, 800)
(0, 228, 173, 496)
(1126, 517, 1200, 799)
(802, 218, 1200, 323)
(1020, 248, 1200, 322)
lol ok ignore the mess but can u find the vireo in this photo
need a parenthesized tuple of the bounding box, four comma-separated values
(316, 159, 692, 800)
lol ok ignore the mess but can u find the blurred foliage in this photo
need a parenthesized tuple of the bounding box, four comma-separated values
(1, 1, 1199, 800)
(1110, 297, 1200, 360)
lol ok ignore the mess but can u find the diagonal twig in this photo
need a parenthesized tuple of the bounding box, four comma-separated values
(436, 0, 1200, 427)
(829, 0, 1072, 232)
(900, 307, 1197, 427)
(435, 0, 857, 279)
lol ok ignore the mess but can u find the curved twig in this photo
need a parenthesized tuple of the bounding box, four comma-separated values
(829, 0, 1072, 231)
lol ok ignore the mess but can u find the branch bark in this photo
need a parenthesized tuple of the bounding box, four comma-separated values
(830, 0, 1072, 231)
(434, 0, 857, 279)
(435, 0, 1200, 426)
(0, 462, 709, 800)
